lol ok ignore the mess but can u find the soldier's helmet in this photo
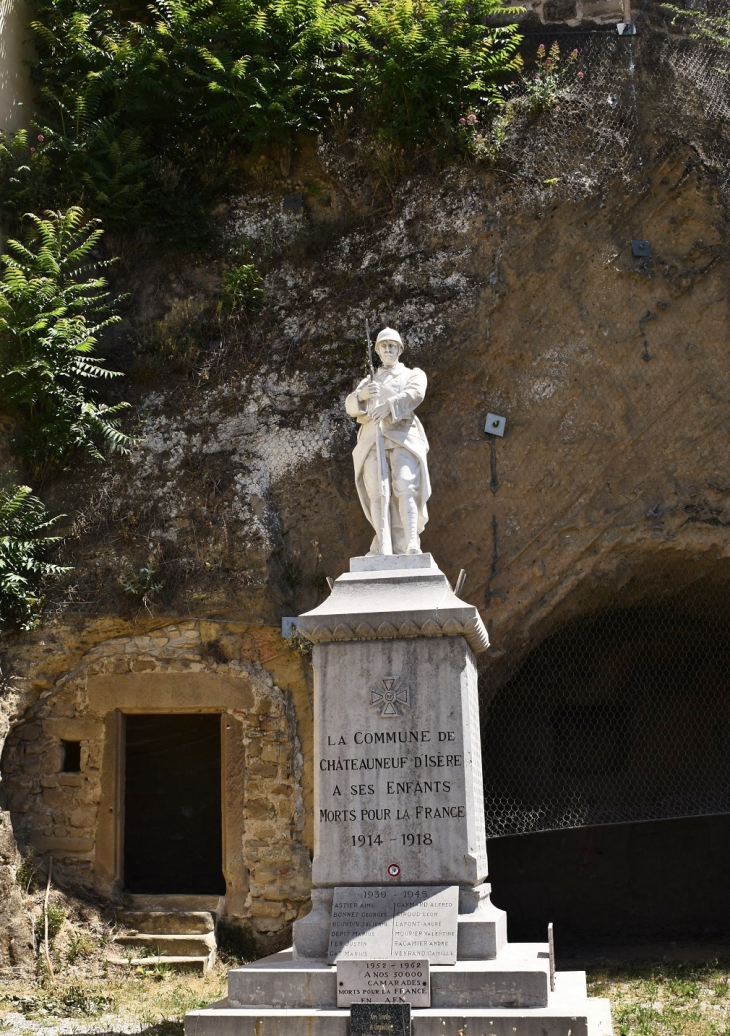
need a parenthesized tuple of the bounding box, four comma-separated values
(375, 327, 403, 348)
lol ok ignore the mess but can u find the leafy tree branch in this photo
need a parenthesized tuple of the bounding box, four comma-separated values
(0, 207, 133, 480)
(0, 482, 69, 631)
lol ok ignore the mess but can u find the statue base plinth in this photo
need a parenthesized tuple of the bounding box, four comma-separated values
(185, 555, 613, 1035)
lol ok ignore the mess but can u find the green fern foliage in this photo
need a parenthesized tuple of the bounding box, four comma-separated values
(0, 207, 133, 478)
(28, 0, 359, 144)
(186, 0, 361, 145)
(0, 0, 522, 234)
(356, 0, 522, 144)
(0, 482, 69, 631)
(8, 0, 361, 234)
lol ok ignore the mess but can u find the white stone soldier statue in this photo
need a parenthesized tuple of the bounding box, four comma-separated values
(345, 327, 431, 555)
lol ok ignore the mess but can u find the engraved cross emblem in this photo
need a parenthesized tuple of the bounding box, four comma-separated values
(370, 676, 410, 717)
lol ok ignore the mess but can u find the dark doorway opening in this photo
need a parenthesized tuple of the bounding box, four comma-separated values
(124, 713, 225, 895)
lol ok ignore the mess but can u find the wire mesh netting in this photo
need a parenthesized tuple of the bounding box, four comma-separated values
(479, 588, 730, 837)
(488, 24, 730, 203)
(40, 24, 730, 844)
(472, 319, 730, 843)
(495, 28, 643, 199)
(252, 27, 730, 845)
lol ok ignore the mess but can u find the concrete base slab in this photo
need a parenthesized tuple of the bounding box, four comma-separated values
(186, 961, 608, 1036)
(588, 998, 614, 1036)
(229, 944, 552, 1009)
(185, 966, 609, 1036)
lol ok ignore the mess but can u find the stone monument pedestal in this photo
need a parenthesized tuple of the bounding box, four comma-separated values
(186, 952, 612, 1036)
(183, 948, 608, 1036)
(185, 556, 611, 1036)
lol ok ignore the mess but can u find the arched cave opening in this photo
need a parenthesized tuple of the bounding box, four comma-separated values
(480, 577, 730, 943)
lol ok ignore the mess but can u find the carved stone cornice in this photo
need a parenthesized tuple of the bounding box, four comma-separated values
(297, 553, 490, 655)
(300, 612, 489, 654)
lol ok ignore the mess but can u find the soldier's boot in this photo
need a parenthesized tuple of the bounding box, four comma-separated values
(399, 494, 421, 555)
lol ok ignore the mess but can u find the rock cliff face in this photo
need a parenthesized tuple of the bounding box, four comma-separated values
(31, 145, 730, 643)
(1, 28, 730, 954)
(0, 811, 33, 971)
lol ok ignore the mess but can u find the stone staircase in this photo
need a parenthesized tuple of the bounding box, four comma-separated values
(109, 895, 219, 973)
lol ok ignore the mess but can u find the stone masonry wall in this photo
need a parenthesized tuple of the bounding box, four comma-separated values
(0, 621, 313, 941)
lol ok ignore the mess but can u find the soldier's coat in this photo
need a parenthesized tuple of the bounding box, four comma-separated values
(345, 362, 431, 534)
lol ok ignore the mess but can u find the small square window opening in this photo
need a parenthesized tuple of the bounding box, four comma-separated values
(61, 740, 82, 773)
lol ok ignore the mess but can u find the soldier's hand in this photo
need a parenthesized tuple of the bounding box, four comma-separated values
(358, 382, 381, 403)
(371, 401, 390, 421)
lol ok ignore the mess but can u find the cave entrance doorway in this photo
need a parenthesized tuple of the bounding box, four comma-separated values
(123, 713, 226, 895)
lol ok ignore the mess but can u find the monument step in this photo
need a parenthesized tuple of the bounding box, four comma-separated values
(228, 944, 568, 1010)
(113, 905, 217, 971)
(185, 973, 608, 1036)
(117, 910, 215, 934)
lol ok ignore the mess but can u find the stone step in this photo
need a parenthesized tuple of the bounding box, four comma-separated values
(108, 954, 211, 974)
(118, 910, 215, 935)
(123, 894, 221, 912)
(227, 944, 557, 1011)
(115, 933, 217, 958)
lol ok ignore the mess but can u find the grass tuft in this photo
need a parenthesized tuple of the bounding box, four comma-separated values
(587, 959, 730, 1036)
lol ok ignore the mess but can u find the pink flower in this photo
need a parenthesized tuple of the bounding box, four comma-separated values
(37, 134, 44, 141)
(459, 117, 466, 124)
(467, 112, 478, 123)
(571, 48, 578, 55)
(30, 147, 36, 152)
(537, 43, 545, 51)
(545, 59, 552, 66)
(577, 71, 584, 78)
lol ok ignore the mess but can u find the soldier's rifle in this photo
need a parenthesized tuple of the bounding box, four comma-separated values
(366, 319, 393, 555)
